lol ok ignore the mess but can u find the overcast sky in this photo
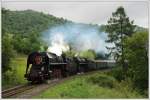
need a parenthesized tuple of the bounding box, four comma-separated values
(2, 1, 149, 28)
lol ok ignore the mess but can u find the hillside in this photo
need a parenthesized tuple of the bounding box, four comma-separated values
(2, 8, 69, 36)
(2, 8, 103, 37)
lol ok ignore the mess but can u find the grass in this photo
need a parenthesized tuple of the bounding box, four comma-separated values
(34, 71, 144, 98)
(2, 56, 28, 90)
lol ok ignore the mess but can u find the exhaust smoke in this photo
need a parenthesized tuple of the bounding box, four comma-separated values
(46, 33, 69, 56)
(43, 23, 111, 56)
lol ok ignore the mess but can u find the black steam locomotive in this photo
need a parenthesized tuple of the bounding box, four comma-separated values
(24, 51, 115, 83)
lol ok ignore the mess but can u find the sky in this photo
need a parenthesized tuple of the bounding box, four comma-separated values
(2, 0, 149, 28)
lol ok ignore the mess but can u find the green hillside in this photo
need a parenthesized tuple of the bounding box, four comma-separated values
(2, 8, 68, 36)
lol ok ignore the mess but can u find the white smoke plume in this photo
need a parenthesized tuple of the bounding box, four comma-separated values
(43, 23, 111, 56)
(47, 33, 69, 56)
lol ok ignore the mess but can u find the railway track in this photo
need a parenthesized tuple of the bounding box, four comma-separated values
(2, 84, 36, 98)
(2, 79, 66, 98)
(2, 68, 112, 98)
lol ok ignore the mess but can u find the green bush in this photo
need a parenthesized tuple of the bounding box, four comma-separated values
(79, 49, 96, 60)
(2, 69, 17, 89)
(87, 74, 116, 88)
(107, 67, 124, 81)
(2, 33, 15, 73)
(2, 56, 27, 89)
(124, 31, 148, 95)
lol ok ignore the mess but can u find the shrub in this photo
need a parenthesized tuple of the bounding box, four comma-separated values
(107, 67, 124, 81)
(2, 69, 17, 87)
(87, 74, 116, 88)
(2, 33, 15, 73)
(124, 32, 148, 95)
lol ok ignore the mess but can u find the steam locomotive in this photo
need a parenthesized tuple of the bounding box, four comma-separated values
(24, 51, 115, 83)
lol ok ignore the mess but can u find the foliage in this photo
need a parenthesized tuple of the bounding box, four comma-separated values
(104, 6, 148, 96)
(2, 8, 67, 35)
(86, 74, 116, 88)
(2, 33, 15, 72)
(95, 53, 108, 60)
(2, 56, 27, 90)
(105, 6, 136, 63)
(79, 49, 96, 60)
(35, 71, 144, 98)
(63, 49, 77, 58)
(124, 31, 148, 95)
(106, 67, 124, 81)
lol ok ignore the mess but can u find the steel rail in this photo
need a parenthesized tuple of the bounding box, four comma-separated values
(2, 84, 35, 98)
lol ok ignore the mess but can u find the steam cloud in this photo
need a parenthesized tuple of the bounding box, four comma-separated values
(47, 33, 69, 56)
(43, 23, 111, 56)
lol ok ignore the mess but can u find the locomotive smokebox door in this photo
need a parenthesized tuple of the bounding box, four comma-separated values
(35, 55, 42, 65)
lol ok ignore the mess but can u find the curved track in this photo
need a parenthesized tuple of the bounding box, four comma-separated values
(2, 84, 36, 98)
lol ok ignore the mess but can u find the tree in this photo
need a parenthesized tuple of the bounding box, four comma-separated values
(79, 49, 96, 60)
(2, 33, 15, 73)
(95, 53, 108, 60)
(105, 6, 136, 69)
(124, 31, 148, 94)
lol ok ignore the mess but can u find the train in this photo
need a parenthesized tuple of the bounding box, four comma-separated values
(24, 51, 116, 83)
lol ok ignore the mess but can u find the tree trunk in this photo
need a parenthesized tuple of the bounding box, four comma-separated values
(120, 16, 126, 72)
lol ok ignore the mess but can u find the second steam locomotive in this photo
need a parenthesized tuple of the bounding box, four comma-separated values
(24, 51, 115, 83)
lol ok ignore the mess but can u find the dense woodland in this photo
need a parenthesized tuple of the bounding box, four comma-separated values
(2, 7, 148, 97)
